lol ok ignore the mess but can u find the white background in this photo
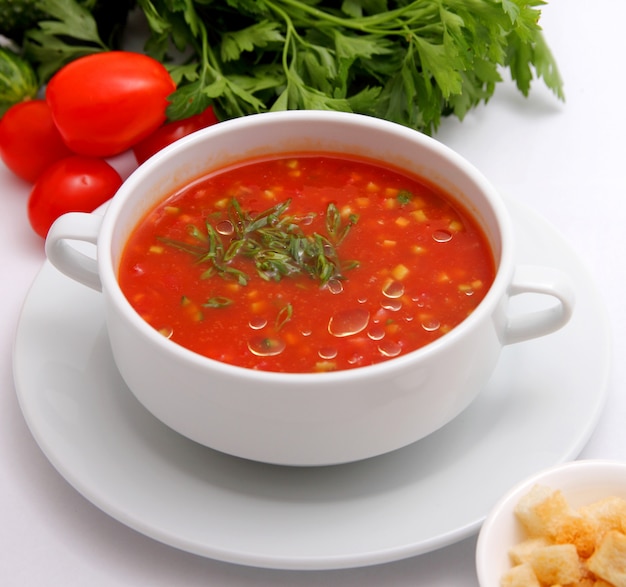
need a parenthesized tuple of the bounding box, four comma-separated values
(1, 2, 625, 585)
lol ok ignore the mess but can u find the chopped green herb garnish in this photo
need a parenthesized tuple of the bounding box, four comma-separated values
(203, 296, 234, 308)
(326, 202, 358, 245)
(159, 198, 359, 287)
(275, 303, 293, 330)
(397, 190, 413, 205)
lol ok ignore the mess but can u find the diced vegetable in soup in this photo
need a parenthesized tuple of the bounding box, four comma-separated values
(118, 154, 496, 373)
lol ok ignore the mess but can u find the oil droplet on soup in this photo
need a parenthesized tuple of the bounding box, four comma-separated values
(378, 340, 402, 358)
(118, 154, 496, 373)
(248, 317, 267, 330)
(327, 279, 344, 294)
(421, 318, 441, 332)
(318, 347, 338, 360)
(367, 325, 386, 341)
(432, 229, 453, 243)
(248, 336, 286, 357)
(328, 308, 370, 338)
(380, 298, 402, 312)
(382, 280, 404, 298)
(216, 220, 234, 235)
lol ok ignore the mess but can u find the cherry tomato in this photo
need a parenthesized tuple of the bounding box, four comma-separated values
(0, 100, 74, 183)
(132, 106, 219, 164)
(46, 51, 176, 158)
(28, 156, 123, 238)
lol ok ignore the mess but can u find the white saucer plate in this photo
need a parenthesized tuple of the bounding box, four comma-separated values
(13, 195, 611, 570)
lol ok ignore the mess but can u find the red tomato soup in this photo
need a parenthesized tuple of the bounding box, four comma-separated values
(118, 154, 496, 373)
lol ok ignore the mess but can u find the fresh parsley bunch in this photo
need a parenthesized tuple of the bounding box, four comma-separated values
(138, 0, 564, 134)
(19, 0, 564, 134)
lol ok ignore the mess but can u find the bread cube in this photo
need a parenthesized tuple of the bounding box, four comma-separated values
(500, 562, 541, 587)
(553, 512, 599, 558)
(514, 484, 573, 538)
(579, 496, 626, 537)
(586, 530, 626, 587)
(508, 537, 551, 565)
(529, 543, 582, 585)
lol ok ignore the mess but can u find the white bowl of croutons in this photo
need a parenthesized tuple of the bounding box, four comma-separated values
(476, 459, 626, 587)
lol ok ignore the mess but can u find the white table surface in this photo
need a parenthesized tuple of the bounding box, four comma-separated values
(2, 2, 624, 585)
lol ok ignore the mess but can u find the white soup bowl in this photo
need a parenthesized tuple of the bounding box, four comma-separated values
(45, 111, 575, 466)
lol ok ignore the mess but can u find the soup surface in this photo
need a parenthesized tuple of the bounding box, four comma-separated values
(119, 154, 495, 373)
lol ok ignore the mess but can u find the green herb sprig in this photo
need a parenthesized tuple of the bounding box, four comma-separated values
(159, 198, 359, 287)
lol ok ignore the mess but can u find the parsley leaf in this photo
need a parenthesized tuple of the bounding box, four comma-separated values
(220, 21, 284, 62)
(22, 0, 107, 80)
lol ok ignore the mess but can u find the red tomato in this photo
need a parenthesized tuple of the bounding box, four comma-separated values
(28, 156, 123, 238)
(132, 106, 219, 164)
(46, 51, 176, 158)
(0, 100, 74, 183)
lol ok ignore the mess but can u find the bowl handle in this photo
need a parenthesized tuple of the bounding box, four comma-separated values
(502, 265, 576, 345)
(45, 212, 103, 292)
